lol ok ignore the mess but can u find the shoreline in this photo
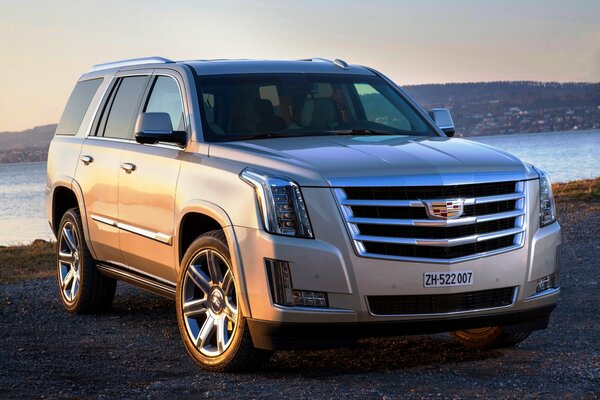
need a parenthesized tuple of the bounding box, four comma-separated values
(463, 127, 599, 139)
(1, 129, 599, 166)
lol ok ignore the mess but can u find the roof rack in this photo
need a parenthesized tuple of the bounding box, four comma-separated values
(89, 56, 174, 72)
(299, 58, 350, 70)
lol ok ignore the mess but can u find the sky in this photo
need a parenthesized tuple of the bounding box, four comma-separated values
(1, 0, 599, 132)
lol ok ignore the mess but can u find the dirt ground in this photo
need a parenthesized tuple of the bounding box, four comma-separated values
(1, 201, 598, 399)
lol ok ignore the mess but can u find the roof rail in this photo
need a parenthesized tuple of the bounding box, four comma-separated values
(302, 57, 331, 63)
(89, 56, 174, 72)
(299, 58, 350, 69)
(332, 59, 349, 70)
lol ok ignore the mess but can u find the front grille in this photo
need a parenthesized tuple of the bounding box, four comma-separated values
(335, 180, 526, 262)
(367, 287, 516, 315)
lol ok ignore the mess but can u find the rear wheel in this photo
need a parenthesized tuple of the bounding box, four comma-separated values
(56, 208, 116, 313)
(452, 326, 531, 349)
(176, 230, 271, 372)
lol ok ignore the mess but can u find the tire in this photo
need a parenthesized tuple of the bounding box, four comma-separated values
(176, 230, 271, 372)
(56, 208, 116, 314)
(452, 326, 531, 349)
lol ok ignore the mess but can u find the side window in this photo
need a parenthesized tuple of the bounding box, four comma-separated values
(56, 78, 103, 135)
(102, 76, 149, 140)
(355, 83, 411, 131)
(145, 76, 185, 131)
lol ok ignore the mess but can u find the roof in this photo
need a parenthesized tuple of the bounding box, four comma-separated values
(87, 57, 374, 76)
(185, 59, 374, 76)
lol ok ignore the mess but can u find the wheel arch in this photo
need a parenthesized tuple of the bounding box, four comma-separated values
(50, 178, 98, 260)
(176, 200, 252, 318)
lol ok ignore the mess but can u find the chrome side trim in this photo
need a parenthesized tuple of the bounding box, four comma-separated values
(90, 214, 172, 245)
(366, 287, 519, 317)
(90, 214, 117, 227)
(118, 221, 173, 245)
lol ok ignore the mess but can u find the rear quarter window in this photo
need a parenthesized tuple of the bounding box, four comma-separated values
(55, 78, 103, 135)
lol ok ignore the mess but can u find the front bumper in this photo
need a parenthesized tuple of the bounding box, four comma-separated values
(247, 304, 556, 350)
(230, 184, 561, 349)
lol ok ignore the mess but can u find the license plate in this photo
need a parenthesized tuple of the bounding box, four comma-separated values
(424, 271, 474, 287)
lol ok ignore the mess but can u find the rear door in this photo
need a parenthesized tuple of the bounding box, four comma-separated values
(76, 72, 151, 264)
(117, 72, 187, 283)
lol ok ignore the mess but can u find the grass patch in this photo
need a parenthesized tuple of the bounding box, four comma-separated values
(0, 240, 55, 283)
(553, 178, 600, 202)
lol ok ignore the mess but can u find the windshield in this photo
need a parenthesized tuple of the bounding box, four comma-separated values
(196, 73, 438, 142)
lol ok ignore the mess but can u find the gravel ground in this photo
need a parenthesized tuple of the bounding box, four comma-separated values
(1, 201, 599, 399)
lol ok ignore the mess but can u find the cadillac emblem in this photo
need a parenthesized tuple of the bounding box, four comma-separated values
(422, 199, 465, 219)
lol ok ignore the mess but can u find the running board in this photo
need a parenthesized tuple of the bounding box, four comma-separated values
(97, 263, 176, 299)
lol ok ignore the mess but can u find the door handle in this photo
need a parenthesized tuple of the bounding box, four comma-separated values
(79, 155, 93, 165)
(120, 162, 136, 173)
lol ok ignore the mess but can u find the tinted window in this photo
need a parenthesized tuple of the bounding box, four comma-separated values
(145, 76, 185, 130)
(355, 83, 412, 131)
(102, 76, 149, 139)
(196, 74, 436, 142)
(56, 78, 103, 135)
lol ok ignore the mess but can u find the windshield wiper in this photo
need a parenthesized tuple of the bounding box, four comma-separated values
(325, 129, 423, 136)
(218, 132, 294, 141)
(325, 129, 391, 136)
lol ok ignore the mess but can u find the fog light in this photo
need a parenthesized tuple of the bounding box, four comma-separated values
(536, 273, 559, 293)
(265, 259, 328, 307)
(292, 290, 328, 307)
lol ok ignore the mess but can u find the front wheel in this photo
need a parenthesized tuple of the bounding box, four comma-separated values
(176, 230, 271, 372)
(452, 327, 531, 349)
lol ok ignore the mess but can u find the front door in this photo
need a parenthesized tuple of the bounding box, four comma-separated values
(118, 73, 187, 283)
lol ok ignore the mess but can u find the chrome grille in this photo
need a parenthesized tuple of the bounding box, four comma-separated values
(335, 181, 526, 263)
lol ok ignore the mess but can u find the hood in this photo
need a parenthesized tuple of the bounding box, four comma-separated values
(209, 135, 535, 187)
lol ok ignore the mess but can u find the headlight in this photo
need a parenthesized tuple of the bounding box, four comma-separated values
(535, 167, 556, 227)
(241, 168, 313, 238)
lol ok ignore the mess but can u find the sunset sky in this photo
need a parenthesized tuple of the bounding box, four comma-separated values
(1, 0, 599, 132)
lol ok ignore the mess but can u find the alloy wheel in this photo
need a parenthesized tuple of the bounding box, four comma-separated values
(181, 249, 239, 357)
(58, 222, 81, 302)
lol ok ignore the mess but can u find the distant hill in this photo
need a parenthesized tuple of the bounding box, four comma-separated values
(1, 81, 599, 163)
(403, 81, 600, 136)
(0, 124, 56, 163)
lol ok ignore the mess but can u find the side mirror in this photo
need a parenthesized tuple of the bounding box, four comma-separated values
(429, 108, 456, 137)
(134, 112, 187, 146)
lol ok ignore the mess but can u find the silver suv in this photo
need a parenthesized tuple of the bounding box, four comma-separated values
(47, 57, 561, 371)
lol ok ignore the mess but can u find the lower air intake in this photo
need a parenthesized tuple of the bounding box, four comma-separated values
(367, 287, 516, 315)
